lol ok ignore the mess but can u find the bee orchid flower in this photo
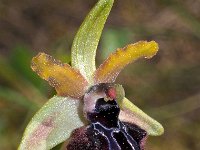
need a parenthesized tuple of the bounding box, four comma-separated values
(19, 0, 164, 149)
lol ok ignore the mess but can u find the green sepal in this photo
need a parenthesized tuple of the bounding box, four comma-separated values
(119, 97, 164, 136)
(18, 96, 84, 150)
(71, 0, 114, 84)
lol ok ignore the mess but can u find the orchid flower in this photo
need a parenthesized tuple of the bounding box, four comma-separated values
(18, 0, 164, 149)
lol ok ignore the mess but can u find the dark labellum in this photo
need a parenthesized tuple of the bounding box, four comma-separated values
(67, 83, 147, 150)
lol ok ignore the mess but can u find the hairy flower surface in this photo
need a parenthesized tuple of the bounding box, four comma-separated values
(19, 0, 164, 150)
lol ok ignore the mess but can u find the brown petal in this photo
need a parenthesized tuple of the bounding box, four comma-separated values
(94, 41, 158, 84)
(31, 53, 88, 98)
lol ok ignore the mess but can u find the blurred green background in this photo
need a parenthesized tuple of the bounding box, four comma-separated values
(0, 0, 200, 149)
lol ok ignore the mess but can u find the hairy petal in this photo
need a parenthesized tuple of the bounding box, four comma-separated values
(71, 0, 114, 84)
(119, 98, 164, 136)
(18, 96, 85, 150)
(94, 41, 159, 84)
(31, 53, 88, 98)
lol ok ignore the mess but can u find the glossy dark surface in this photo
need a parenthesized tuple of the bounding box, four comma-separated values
(87, 98, 120, 128)
(67, 97, 147, 150)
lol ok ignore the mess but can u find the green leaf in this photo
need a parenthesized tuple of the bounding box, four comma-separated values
(119, 98, 164, 136)
(18, 96, 84, 150)
(71, 0, 114, 84)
